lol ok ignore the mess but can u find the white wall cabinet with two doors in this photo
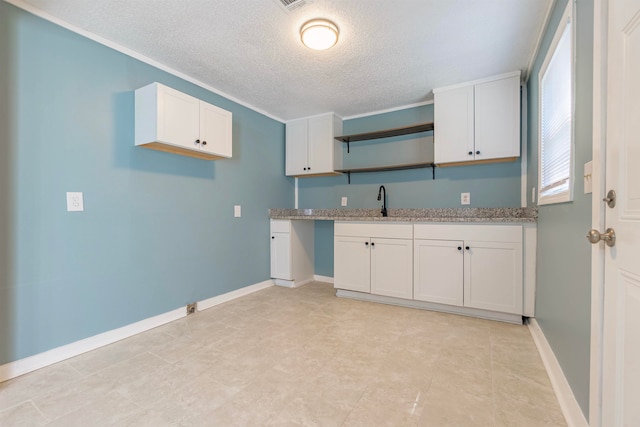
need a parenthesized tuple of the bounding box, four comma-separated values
(286, 113, 343, 177)
(433, 71, 521, 165)
(135, 82, 232, 160)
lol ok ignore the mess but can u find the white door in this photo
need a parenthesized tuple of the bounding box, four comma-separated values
(474, 75, 520, 161)
(334, 236, 371, 293)
(285, 119, 308, 176)
(414, 239, 464, 306)
(370, 238, 413, 299)
(199, 101, 232, 158)
(270, 232, 291, 280)
(433, 85, 475, 164)
(158, 85, 199, 149)
(307, 114, 333, 174)
(463, 241, 523, 315)
(601, 0, 640, 424)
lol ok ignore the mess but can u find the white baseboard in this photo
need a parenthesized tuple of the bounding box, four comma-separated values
(0, 280, 274, 383)
(528, 319, 589, 427)
(197, 280, 273, 310)
(0, 307, 184, 383)
(313, 275, 334, 284)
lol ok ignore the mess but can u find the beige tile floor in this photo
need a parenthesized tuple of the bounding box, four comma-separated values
(0, 282, 567, 426)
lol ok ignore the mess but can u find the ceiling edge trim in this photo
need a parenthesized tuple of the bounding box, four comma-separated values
(342, 99, 434, 121)
(4, 0, 286, 123)
(523, 0, 558, 84)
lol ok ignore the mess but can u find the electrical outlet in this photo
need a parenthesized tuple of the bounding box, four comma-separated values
(186, 303, 197, 315)
(532, 187, 536, 203)
(341, 197, 347, 207)
(461, 192, 470, 205)
(234, 205, 241, 218)
(66, 192, 84, 212)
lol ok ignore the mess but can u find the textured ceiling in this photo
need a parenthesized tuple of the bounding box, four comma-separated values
(16, 0, 552, 121)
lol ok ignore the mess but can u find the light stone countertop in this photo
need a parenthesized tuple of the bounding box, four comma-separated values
(268, 207, 537, 223)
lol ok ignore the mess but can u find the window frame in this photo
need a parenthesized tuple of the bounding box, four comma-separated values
(537, 0, 576, 206)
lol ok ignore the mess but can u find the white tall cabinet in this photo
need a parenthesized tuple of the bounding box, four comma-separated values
(135, 82, 232, 160)
(433, 71, 520, 165)
(270, 220, 314, 288)
(334, 222, 413, 299)
(286, 113, 343, 177)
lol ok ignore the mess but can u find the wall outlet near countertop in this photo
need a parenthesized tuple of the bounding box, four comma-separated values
(234, 205, 241, 217)
(341, 197, 347, 207)
(461, 192, 470, 205)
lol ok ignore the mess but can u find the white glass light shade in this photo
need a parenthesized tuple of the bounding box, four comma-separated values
(300, 19, 339, 50)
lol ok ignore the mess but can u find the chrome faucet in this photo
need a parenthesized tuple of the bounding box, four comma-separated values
(377, 185, 387, 217)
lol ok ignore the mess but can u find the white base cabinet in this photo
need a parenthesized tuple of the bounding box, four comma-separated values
(135, 82, 232, 160)
(334, 221, 527, 321)
(414, 224, 523, 315)
(270, 220, 314, 287)
(334, 222, 413, 299)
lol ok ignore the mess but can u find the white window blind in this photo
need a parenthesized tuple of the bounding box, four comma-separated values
(539, 9, 573, 204)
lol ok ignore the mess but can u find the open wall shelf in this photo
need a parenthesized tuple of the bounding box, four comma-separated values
(334, 122, 435, 183)
(336, 162, 436, 184)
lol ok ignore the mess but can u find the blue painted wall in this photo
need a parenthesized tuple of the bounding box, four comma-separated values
(0, 2, 292, 365)
(299, 105, 523, 276)
(526, 0, 593, 418)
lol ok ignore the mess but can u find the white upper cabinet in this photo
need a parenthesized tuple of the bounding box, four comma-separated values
(434, 71, 520, 165)
(135, 82, 232, 160)
(286, 113, 343, 177)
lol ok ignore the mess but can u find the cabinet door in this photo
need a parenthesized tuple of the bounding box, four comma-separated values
(464, 241, 523, 314)
(157, 85, 200, 149)
(414, 239, 464, 306)
(307, 114, 334, 174)
(285, 119, 309, 176)
(200, 101, 232, 158)
(474, 76, 520, 160)
(334, 236, 371, 293)
(434, 85, 474, 164)
(270, 232, 292, 280)
(370, 238, 413, 299)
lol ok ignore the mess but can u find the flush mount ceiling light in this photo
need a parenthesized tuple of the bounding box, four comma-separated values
(300, 19, 339, 50)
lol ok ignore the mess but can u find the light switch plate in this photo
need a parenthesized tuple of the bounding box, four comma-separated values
(66, 192, 84, 212)
(584, 161, 593, 194)
(341, 197, 347, 207)
(234, 205, 241, 218)
(461, 192, 470, 205)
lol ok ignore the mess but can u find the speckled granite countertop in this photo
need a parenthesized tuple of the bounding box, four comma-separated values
(269, 208, 537, 223)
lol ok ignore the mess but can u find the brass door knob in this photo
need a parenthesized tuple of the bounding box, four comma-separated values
(587, 228, 616, 247)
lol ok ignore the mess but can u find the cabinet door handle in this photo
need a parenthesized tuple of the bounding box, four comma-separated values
(371, 242, 375, 247)
(468, 151, 473, 155)
(465, 246, 470, 250)
(365, 242, 369, 246)
(202, 141, 207, 146)
(271, 236, 275, 239)
(303, 167, 307, 171)
(457, 246, 462, 251)
(475, 150, 480, 155)
(195, 139, 201, 144)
